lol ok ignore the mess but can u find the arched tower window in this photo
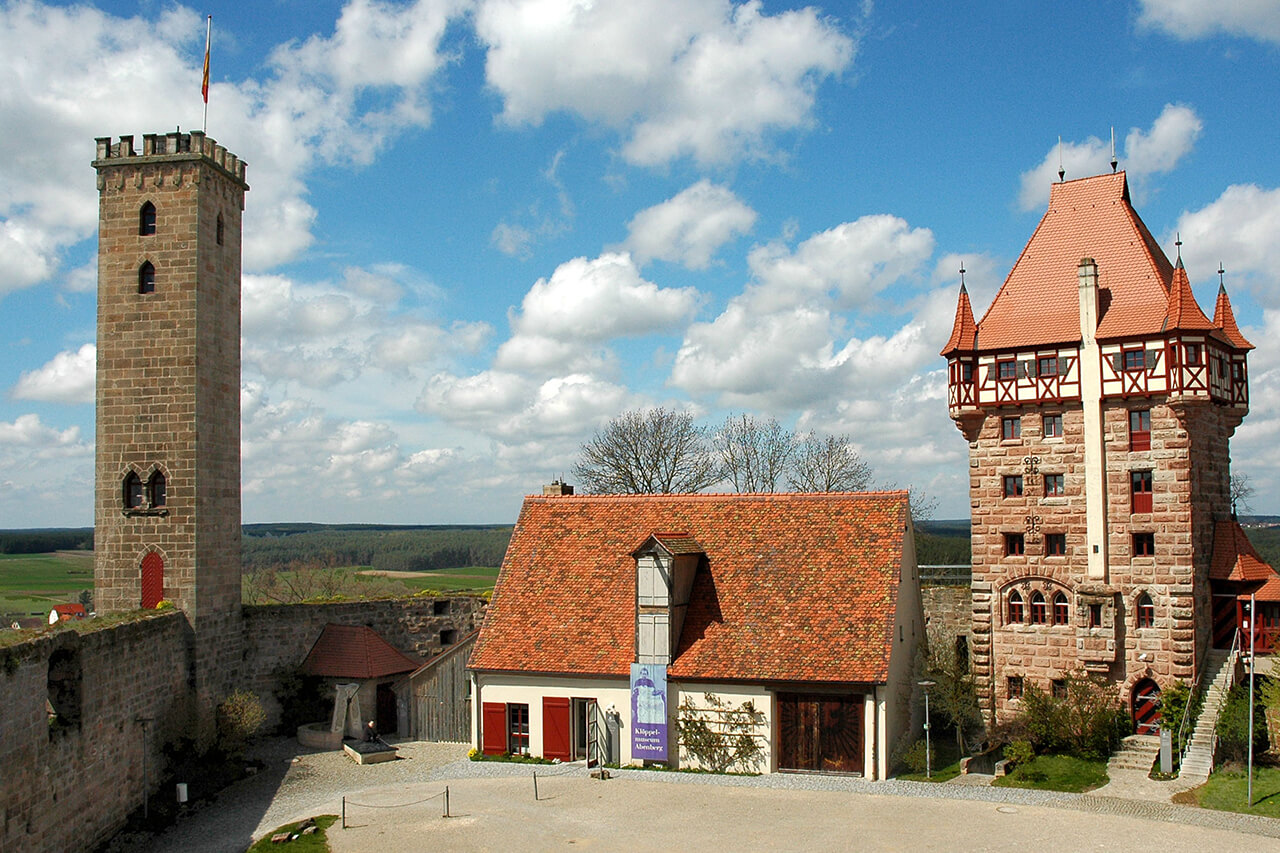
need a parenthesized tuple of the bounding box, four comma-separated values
(1052, 592, 1070, 625)
(123, 472, 143, 509)
(1029, 591, 1047, 625)
(148, 471, 166, 507)
(140, 552, 164, 609)
(138, 261, 155, 294)
(139, 202, 156, 235)
(216, 213, 224, 246)
(1136, 593, 1156, 629)
(1008, 590, 1024, 624)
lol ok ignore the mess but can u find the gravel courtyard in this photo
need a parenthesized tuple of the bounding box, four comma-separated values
(118, 738, 1280, 852)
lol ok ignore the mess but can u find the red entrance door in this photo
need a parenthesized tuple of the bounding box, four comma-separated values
(1132, 679, 1161, 735)
(543, 697, 571, 761)
(140, 552, 164, 609)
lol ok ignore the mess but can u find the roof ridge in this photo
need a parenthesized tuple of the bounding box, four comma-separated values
(528, 490, 912, 501)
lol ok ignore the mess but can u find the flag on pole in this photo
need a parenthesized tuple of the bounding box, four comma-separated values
(202, 16, 211, 104)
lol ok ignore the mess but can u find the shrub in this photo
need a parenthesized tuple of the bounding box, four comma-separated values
(1159, 680, 1200, 759)
(1216, 679, 1267, 764)
(1004, 739, 1034, 768)
(1000, 674, 1128, 760)
(217, 689, 266, 756)
(897, 738, 931, 774)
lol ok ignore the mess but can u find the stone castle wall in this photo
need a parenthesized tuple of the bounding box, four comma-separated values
(0, 614, 192, 853)
(970, 396, 1232, 720)
(241, 596, 485, 728)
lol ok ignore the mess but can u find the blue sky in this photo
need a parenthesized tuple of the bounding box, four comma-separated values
(2, 0, 1280, 527)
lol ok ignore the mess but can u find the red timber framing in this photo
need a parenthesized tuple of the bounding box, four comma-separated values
(482, 702, 507, 755)
(542, 697, 571, 761)
(968, 351, 1080, 410)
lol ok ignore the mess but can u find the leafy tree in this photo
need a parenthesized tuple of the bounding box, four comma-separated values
(788, 432, 873, 492)
(923, 629, 981, 750)
(573, 407, 721, 494)
(715, 414, 795, 492)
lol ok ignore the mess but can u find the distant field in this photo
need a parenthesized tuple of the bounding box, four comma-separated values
(357, 565, 500, 592)
(0, 551, 94, 621)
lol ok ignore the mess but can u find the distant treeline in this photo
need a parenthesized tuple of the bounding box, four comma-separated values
(915, 522, 971, 567)
(0, 529, 94, 554)
(241, 524, 514, 572)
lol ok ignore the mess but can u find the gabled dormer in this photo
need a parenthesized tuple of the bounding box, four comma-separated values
(633, 532, 703, 665)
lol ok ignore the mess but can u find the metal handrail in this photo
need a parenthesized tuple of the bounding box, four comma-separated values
(1178, 630, 1237, 771)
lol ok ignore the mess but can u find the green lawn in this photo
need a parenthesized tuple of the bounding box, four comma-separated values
(246, 815, 337, 852)
(992, 754, 1109, 793)
(896, 739, 965, 782)
(0, 551, 94, 620)
(1182, 764, 1280, 819)
(394, 566, 500, 592)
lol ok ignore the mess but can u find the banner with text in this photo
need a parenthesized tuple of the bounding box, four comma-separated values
(630, 663, 668, 761)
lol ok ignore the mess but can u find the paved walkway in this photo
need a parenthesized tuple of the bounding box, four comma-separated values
(106, 738, 1280, 852)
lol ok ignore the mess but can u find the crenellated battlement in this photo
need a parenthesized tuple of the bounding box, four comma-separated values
(93, 131, 247, 185)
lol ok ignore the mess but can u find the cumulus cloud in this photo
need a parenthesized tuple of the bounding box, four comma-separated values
(0, 0, 466, 297)
(1017, 105, 1202, 210)
(475, 0, 856, 166)
(1171, 184, 1280, 280)
(494, 252, 699, 371)
(624, 180, 757, 269)
(11, 343, 95, 404)
(1137, 0, 1280, 44)
(0, 413, 82, 449)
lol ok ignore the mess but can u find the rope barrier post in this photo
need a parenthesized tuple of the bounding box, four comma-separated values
(444, 786, 450, 818)
(533, 770, 538, 801)
(342, 796, 346, 830)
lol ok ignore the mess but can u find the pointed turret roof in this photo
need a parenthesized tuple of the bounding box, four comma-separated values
(976, 172, 1175, 349)
(1162, 259, 1216, 333)
(940, 283, 977, 356)
(1214, 283, 1254, 350)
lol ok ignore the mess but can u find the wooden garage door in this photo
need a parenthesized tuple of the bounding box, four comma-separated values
(778, 693, 863, 775)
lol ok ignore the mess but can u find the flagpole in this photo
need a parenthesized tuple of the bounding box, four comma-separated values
(202, 15, 212, 134)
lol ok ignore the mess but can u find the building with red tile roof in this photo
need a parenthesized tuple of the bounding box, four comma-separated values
(301, 623, 422, 736)
(942, 169, 1258, 731)
(469, 490, 922, 778)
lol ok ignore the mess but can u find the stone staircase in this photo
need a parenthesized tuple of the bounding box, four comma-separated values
(1178, 649, 1235, 784)
(1108, 734, 1161, 772)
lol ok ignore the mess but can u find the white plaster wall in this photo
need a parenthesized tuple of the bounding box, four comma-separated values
(472, 673, 630, 760)
(672, 682, 774, 773)
(885, 518, 925, 779)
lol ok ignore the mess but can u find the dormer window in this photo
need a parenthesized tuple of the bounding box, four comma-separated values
(637, 554, 670, 607)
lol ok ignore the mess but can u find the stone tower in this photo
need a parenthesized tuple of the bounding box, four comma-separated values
(942, 171, 1255, 730)
(93, 131, 248, 722)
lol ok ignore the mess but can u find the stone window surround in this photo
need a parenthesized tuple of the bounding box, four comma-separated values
(1133, 590, 1158, 630)
(1000, 577, 1073, 629)
(120, 463, 170, 517)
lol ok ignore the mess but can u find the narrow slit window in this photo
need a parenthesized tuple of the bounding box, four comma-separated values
(138, 261, 155, 294)
(139, 202, 156, 235)
(216, 213, 224, 246)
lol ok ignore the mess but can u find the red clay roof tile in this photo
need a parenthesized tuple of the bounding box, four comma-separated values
(469, 491, 911, 685)
(301, 623, 421, 679)
(1163, 261, 1216, 333)
(976, 172, 1177, 349)
(1214, 284, 1254, 350)
(1210, 520, 1277, 584)
(941, 284, 977, 356)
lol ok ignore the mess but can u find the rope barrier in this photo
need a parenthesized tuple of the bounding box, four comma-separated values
(342, 786, 451, 829)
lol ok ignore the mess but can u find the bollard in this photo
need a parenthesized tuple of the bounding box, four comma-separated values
(533, 770, 539, 801)
(444, 786, 450, 818)
(342, 796, 346, 830)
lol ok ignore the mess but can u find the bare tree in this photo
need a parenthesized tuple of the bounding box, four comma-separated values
(1231, 471, 1255, 515)
(715, 414, 796, 492)
(573, 407, 722, 494)
(789, 432, 874, 492)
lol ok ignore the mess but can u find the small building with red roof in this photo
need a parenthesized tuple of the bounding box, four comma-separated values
(468, 489, 922, 778)
(301, 623, 422, 738)
(942, 169, 1258, 732)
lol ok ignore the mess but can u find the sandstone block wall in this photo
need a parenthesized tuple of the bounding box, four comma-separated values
(0, 614, 192, 853)
(241, 596, 485, 728)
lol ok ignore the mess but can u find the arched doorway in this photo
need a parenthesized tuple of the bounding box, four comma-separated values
(1131, 678, 1161, 735)
(140, 552, 164, 609)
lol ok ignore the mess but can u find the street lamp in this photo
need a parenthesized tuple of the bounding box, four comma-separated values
(919, 680, 936, 779)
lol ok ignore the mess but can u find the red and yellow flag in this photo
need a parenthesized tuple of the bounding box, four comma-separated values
(201, 16, 211, 104)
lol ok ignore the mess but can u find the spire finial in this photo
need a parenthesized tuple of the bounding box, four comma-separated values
(1219, 263, 1226, 289)
(959, 262, 966, 288)
(1110, 126, 1117, 173)
(1174, 232, 1182, 263)
(1057, 136, 1065, 182)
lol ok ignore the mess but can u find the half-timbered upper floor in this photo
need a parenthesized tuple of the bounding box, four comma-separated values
(942, 172, 1252, 421)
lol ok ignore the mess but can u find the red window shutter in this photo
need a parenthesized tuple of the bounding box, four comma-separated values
(542, 697, 571, 761)
(482, 702, 507, 755)
(140, 552, 164, 609)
